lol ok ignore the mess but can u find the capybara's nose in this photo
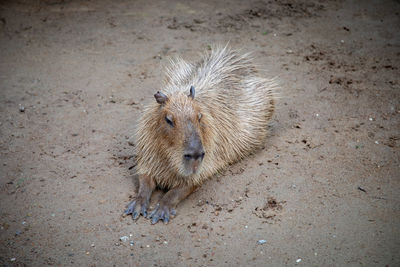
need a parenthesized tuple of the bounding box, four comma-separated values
(185, 129, 205, 161)
(184, 149, 205, 161)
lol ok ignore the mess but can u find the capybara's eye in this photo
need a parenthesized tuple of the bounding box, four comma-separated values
(165, 115, 174, 127)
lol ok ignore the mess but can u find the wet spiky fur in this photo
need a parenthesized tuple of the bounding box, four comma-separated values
(135, 45, 277, 188)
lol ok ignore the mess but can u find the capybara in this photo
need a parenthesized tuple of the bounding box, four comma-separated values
(125, 45, 276, 224)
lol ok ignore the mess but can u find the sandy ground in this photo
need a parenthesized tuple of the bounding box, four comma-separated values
(0, 0, 399, 266)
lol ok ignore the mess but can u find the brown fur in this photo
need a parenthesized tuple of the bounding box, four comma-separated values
(125, 45, 277, 223)
(135, 45, 276, 189)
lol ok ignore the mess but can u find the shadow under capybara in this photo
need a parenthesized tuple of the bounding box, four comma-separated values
(125, 45, 277, 224)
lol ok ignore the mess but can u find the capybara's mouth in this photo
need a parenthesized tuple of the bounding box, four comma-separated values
(183, 157, 203, 176)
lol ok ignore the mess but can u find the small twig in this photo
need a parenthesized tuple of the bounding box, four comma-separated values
(357, 186, 366, 193)
(372, 196, 387, 200)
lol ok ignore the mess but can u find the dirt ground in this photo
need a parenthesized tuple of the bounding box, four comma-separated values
(0, 0, 399, 266)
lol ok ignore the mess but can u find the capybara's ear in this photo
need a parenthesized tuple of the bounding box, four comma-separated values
(154, 91, 168, 104)
(188, 86, 195, 100)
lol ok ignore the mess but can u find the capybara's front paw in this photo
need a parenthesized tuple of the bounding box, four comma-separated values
(124, 197, 149, 220)
(148, 203, 176, 224)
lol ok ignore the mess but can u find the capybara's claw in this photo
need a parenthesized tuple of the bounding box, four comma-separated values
(141, 205, 148, 217)
(132, 211, 139, 220)
(124, 200, 136, 215)
(124, 198, 148, 220)
(149, 204, 174, 224)
(171, 209, 176, 216)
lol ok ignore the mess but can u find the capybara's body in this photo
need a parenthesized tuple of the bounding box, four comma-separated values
(125, 45, 276, 224)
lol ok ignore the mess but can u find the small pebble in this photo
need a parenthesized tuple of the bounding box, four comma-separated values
(21, 221, 26, 225)
(296, 258, 302, 263)
(163, 241, 168, 245)
(91, 243, 95, 247)
(19, 105, 25, 112)
(130, 241, 134, 246)
(15, 230, 22, 236)
(257, 239, 267, 244)
(10, 258, 16, 262)
(375, 141, 379, 144)
(146, 245, 150, 248)
(245, 225, 248, 229)
(369, 117, 373, 121)
(120, 236, 129, 242)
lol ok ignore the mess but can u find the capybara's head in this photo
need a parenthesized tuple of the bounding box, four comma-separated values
(154, 86, 206, 177)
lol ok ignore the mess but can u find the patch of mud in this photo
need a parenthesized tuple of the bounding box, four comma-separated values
(253, 197, 285, 223)
(162, 0, 326, 33)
